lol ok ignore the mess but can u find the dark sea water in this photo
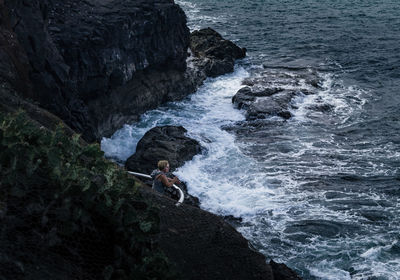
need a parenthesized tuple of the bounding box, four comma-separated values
(103, 1, 400, 279)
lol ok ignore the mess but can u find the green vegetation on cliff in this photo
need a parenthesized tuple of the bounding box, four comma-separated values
(0, 111, 177, 279)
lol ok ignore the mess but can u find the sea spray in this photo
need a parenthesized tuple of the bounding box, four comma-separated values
(103, 0, 400, 278)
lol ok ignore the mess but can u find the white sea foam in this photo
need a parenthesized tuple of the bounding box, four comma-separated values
(102, 66, 287, 218)
(290, 72, 369, 125)
(176, 153, 279, 216)
(361, 245, 384, 259)
(352, 252, 400, 280)
(101, 66, 249, 161)
(102, 58, 399, 280)
(100, 0, 400, 278)
(308, 261, 351, 280)
(175, 0, 226, 31)
(101, 124, 151, 163)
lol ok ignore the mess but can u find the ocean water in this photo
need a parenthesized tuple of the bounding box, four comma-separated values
(102, 1, 400, 279)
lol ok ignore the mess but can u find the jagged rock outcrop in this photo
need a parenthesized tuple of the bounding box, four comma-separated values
(0, 0, 78, 137)
(3, 0, 249, 142)
(232, 69, 321, 121)
(233, 86, 295, 120)
(3, 0, 247, 143)
(0, 2, 32, 98)
(4, 0, 191, 142)
(190, 27, 247, 77)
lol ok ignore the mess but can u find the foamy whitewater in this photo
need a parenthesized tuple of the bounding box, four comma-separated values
(102, 1, 400, 279)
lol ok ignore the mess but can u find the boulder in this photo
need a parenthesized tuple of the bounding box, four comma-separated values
(190, 27, 246, 77)
(125, 126, 201, 174)
(125, 125, 202, 207)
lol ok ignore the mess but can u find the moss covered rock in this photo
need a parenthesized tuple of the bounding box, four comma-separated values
(0, 111, 177, 280)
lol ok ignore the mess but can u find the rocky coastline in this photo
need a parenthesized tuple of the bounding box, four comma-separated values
(0, 0, 302, 279)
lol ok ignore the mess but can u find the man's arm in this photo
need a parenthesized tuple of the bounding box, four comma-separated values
(160, 174, 179, 187)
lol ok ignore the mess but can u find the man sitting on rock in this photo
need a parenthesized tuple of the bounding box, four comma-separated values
(150, 160, 181, 196)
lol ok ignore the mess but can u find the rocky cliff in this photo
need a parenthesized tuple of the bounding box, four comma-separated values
(0, 0, 302, 279)
(3, 0, 191, 142)
(0, 0, 79, 136)
(2, 0, 249, 142)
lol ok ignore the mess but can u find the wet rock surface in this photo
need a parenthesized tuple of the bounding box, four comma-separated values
(89, 65, 205, 140)
(190, 27, 246, 77)
(125, 126, 202, 207)
(233, 86, 296, 120)
(232, 69, 322, 121)
(125, 126, 202, 174)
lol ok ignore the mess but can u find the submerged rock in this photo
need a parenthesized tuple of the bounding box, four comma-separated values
(232, 69, 322, 121)
(223, 215, 244, 227)
(233, 86, 295, 120)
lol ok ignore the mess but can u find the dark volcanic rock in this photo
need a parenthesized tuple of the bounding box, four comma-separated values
(232, 69, 322, 121)
(190, 27, 246, 77)
(0, 1, 78, 137)
(89, 65, 205, 139)
(269, 260, 302, 280)
(126, 125, 202, 207)
(306, 103, 334, 113)
(125, 126, 201, 174)
(2, 1, 247, 142)
(4, 0, 191, 142)
(232, 86, 294, 120)
(139, 185, 276, 280)
(0, 3, 32, 98)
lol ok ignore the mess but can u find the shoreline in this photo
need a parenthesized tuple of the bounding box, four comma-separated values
(0, 0, 303, 278)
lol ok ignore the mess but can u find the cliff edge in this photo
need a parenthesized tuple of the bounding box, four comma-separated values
(4, 0, 191, 142)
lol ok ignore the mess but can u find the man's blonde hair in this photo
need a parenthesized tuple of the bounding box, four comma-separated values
(157, 160, 169, 170)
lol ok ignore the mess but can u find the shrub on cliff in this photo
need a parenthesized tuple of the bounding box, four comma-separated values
(0, 111, 178, 279)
